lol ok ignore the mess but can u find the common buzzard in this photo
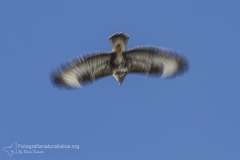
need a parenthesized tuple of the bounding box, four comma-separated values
(51, 32, 188, 88)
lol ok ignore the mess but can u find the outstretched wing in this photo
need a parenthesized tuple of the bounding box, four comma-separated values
(124, 46, 188, 78)
(51, 52, 114, 88)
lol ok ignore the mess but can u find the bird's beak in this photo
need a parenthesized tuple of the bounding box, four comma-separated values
(117, 76, 125, 85)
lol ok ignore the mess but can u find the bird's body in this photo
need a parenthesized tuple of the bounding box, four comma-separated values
(109, 33, 129, 84)
(51, 32, 188, 88)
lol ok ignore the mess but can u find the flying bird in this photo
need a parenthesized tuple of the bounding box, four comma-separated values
(51, 32, 188, 88)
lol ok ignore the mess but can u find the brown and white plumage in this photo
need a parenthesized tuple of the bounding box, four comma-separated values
(51, 32, 188, 88)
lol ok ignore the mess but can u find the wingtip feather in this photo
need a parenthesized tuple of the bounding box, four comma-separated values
(50, 72, 81, 89)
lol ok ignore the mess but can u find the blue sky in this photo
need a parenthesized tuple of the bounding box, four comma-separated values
(0, 0, 240, 159)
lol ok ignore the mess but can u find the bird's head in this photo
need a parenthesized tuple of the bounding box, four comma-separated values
(113, 70, 127, 85)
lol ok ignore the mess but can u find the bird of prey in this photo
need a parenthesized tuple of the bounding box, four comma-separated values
(51, 32, 188, 88)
